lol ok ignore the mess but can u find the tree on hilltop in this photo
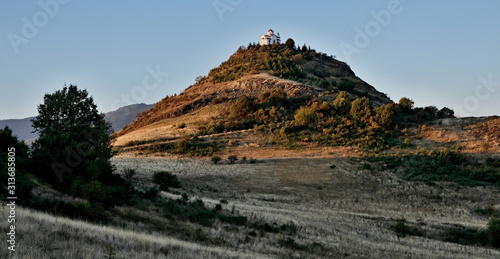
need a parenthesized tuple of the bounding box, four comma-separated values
(285, 38, 295, 49)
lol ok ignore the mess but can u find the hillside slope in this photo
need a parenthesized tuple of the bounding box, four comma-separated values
(117, 43, 392, 137)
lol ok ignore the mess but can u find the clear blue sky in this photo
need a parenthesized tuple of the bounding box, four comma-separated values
(2, 0, 500, 119)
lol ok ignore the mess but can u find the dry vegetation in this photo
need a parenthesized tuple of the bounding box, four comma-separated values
(6, 154, 499, 258)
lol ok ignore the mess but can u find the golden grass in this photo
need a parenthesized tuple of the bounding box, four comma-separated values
(110, 156, 500, 258)
(0, 206, 272, 259)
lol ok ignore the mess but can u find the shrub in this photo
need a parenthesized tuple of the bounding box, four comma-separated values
(393, 218, 425, 238)
(123, 168, 136, 182)
(153, 171, 181, 191)
(211, 156, 221, 164)
(218, 215, 247, 225)
(230, 95, 256, 119)
(487, 218, 500, 248)
(228, 155, 238, 164)
(173, 136, 221, 156)
(294, 107, 316, 125)
(163, 198, 216, 227)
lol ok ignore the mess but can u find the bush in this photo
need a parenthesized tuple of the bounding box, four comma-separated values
(393, 218, 425, 238)
(211, 156, 221, 164)
(294, 107, 316, 125)
(228, 155, 238, 164)
(153, 171, 181, 191)
(123, 168, 136, 182)
(218, 215, 247, 225)
(173, 136, 221, 156)
(163, 198, 216, 227)
(487, 218, 500, 248)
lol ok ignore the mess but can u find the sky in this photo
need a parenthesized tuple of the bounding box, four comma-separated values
(1, 0, 500, 119)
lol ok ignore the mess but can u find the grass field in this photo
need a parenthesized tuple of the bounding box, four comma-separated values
(5, 154, 498, 258)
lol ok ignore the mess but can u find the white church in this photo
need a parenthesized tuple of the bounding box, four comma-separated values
(260, 29, 281, 45)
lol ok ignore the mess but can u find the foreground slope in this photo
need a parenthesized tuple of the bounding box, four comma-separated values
(5, 156, 499, 258)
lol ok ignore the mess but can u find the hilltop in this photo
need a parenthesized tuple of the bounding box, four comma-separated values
(117, 43, 391, 136)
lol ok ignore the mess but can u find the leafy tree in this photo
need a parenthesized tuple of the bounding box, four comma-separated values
(338, 78, 355, 91)
(437, 107, 455, 118)
(398, 97, 414, 113)
(30, 85, 129, 207)
(294, 107, 317, 125)
(229, 95, 256, 119)
(263, 89, 287, 107)
(333, 91, 351, 114)
(153, 171, 181, 191)
(375, 103, 396, 130)
(285, 38, 295, 49)
(350, 97, 373, 122)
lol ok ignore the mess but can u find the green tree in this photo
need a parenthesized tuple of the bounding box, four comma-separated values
(153, 171, 181, 191)
(30, 85, 129, 207)
(350, 97, 373, 122)
(398, 97, 414, 113)
(229, 95, 256, 119)
(437, 107, 455, 118)
(285, 38, 295, 49)
(333, 91, 351, 114)
(375, 103, 396, 130)
(294, 107, 317, 125)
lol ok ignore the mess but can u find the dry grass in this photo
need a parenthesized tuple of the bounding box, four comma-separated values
(110, 155, 500, 258)
(4, 152, 500, 258)
(0, 206, 272, 259)
(413, 117, 500, 154)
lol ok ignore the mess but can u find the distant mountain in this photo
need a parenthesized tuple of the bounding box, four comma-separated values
(0, 103, 152, 141)
(0, 116, 37, 142)
(105, 103, 153, 132)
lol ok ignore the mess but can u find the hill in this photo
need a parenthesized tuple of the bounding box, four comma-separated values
(105, 103, 153, 132)
(118, 43, 391, 135)
(0, 116, 37, 142)
(115, 43, 399, 151)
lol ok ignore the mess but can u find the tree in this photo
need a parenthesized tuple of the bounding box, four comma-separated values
(398, 97, 414, 113)
(285, 38, 295, 49)
(30, 85, 129, 207)
(294, 107, 317, 125)
(350, 97, 373, 122)
(437, 107, 455, 118)
(229, 95, 256, 119)
(375, 103, 396, 130)
(153, 171, 181, 191)
(333, 91, 351, 114)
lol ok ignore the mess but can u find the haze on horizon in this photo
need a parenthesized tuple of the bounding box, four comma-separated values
(1, 0, 499, 119)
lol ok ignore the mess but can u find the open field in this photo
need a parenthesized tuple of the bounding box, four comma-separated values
(3, 154, 500, 258)
(113, 155, 500, 258)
